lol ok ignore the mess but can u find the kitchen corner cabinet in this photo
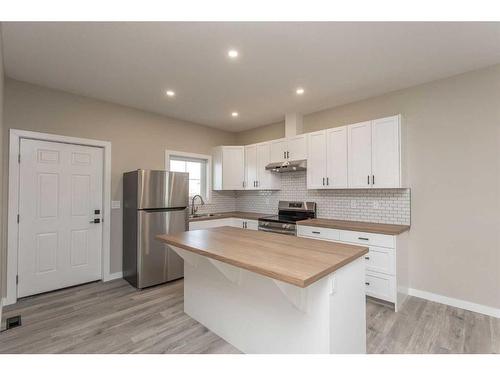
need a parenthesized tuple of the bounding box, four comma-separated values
(245, 142, 280, 190)
(307, 126, 348, 189)
(347, 115, 402, 189)
(270, 134, 307, 162)
(212, 146, 245, 190)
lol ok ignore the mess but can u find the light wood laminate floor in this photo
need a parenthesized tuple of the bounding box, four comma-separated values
(1, 278, 499, 354)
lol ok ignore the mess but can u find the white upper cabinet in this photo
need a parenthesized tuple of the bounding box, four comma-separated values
(255, 142, 280, 190)
(306, 130, 328, 189)
(212, 146, 245, 190)
(348, 121, 372, 188)
(307, 126, 348, 189)
(371, 116, 401, 188)
(244, 145, 258, 190)
(326, 126, 348, 188)
(270, 135, 307, 162)
(347, 115, 402, 189)
(244, 142, 280, 190)
(287, 135, 308, 161)
(270, 138, 288, 162)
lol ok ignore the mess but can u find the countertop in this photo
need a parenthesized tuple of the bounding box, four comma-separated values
(297, 218, 410, 235)
(188, 211, 270, 222)
(156, 226, 368, 288)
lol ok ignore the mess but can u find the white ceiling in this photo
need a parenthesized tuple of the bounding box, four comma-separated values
(2, 22, 500, 132)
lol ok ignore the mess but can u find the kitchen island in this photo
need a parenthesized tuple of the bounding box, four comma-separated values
(156, 226, 368, 354)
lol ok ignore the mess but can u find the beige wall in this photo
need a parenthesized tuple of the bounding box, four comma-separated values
(235, 121, 285, 145)
(237, 64, 500, 310)
(3, 79, 236, 274)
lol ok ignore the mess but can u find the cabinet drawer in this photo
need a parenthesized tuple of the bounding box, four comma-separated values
(297, 225, 340, 241)
(364, 246, 395, 275)
(339, 230, 394, 248)
(365, 272, 396, 303)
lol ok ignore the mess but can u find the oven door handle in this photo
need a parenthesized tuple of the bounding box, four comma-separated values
(258, 227, 296, 235)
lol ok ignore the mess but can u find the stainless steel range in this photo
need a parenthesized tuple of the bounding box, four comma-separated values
(258, 201, 316, 235)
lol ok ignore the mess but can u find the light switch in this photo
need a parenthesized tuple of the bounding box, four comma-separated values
(111, 201, 121, 209)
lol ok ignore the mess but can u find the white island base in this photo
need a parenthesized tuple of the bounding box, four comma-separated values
(171, 246, 366, 354)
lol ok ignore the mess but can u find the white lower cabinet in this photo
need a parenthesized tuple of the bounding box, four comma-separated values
(189, 218, 258, 231)
(297, 225, 408, 311)
(365, 272, 396, 303)
(232, 218, 258, 230)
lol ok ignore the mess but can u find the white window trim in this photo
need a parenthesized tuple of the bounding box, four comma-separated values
(165, 149, 212, 203)
(6, 129, 113, 306)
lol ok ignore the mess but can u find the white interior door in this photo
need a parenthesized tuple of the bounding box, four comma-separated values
(18, 139, 103, 298)
(326, 126, 348, 188)
(348, 121, 372, 188)
(306, 131, 327, 189)
(371, 116, 401, 188)
(245, 145, 257, 190)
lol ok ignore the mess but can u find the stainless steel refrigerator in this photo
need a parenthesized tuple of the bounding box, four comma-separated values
(123, 170, 189, 289)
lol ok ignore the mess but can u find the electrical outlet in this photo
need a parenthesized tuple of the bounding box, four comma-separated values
(350, 200, 357, 208)
(373, 201, 380, 209)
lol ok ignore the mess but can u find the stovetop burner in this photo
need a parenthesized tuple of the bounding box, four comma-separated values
(258, 201, 317, 235)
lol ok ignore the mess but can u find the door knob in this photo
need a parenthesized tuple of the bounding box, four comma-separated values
(90, 218, 101, 224)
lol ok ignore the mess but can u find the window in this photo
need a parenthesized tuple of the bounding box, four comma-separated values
(166, 151, 211, 201)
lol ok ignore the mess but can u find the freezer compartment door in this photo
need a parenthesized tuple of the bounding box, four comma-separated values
(137, 170, 189, 209)
(137, 208, 188, 288)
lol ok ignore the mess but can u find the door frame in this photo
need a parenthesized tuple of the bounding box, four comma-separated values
(6, 129, 112, 305)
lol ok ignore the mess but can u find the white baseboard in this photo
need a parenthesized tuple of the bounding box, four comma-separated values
(104, 271, 123, 282)
(407, 288, 500, 318)
(0, 297, 6, 325)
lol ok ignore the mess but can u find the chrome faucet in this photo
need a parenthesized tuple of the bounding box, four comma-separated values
(191, 194, 205, 215)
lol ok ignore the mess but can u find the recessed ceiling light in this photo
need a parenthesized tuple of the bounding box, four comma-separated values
(231, 112, 239, 117)
(165, 90, 175, 97)
(227, 49, 239, 59)
(296, 87, 305, 95)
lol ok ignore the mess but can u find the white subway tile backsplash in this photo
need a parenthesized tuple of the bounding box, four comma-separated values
(235, 172, 411, 225)
(193, 171, 410, 225)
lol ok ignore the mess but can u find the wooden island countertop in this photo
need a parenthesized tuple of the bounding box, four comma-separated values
(156, 226, 368, 288)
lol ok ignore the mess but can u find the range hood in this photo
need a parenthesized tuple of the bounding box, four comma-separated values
(266, 159, 307, 173)
(265, 113, 307, 173)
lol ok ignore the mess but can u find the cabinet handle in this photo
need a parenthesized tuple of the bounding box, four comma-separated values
(364, 256, 370, 260)
(243, 181, 245, 188)
(322, 177, 325, 186)
(312, 231, 321, 234)
(287, 151, 289, 159)
(284, 151, 286, 159)
(365, 282, 370, 286)
(256, 180, 259, 187)
(358, 237, 369, 241)
(367, 175, 370, 185)
(326, 177, 329, 185)
(372, 175, 375, 185)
